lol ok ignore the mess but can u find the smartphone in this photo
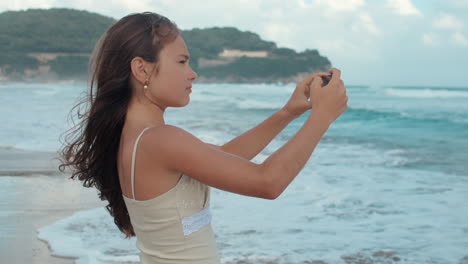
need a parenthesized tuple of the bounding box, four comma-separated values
(321, 74, 332, 85)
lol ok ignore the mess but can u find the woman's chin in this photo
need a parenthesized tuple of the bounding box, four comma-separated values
(174, 98, 190, 108)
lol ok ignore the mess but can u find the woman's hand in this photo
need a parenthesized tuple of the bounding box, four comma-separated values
(308, 68, 348, 123)
(282, 71, 329, 118)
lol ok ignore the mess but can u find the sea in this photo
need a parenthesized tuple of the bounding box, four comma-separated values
(0, 82, 467, 264)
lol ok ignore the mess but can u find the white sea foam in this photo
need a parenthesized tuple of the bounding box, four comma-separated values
(197, 133, 226, 145)
(221, 255, 284, 264)
(315, 143, 413, 168)
(97, 255, 139, 263)
(37, 207, 138, 264)
(385, 88, 468, 98)
(235, 99, 283, 110)
(33, 85, 61, 96)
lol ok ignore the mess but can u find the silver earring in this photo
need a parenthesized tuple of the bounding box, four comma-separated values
(143, 79, 148, 89)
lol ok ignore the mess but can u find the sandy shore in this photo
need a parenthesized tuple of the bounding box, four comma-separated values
(0, 148, 106, 264)
(0, 147, 62, 176)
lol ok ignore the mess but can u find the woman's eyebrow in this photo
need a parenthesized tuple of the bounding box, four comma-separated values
(179, 54, 190, 60)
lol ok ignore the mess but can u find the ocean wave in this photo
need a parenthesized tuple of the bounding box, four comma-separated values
(319, 144, 413, 167)
(345, 107, 468, 124)
(235, 99, 283, 110)
(344, 107, 401, 120)
(221, 251, 404, 264)
(0, 145, 17, 150)
(385, 88, 468, 98)
(322, 198, 407, 220)
(0, 170, 62, 177)
(97, 255, 139, 263)
(221, 255, 288, 264)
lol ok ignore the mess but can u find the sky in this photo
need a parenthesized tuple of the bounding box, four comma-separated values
(2, 0, 468, 87)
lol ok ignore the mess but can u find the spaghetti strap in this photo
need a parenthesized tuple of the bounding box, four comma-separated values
(130, 127, 154, 199)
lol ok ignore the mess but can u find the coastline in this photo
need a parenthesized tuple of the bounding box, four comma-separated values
(0, 147, 106, 264)
(0, 147, 61, 176)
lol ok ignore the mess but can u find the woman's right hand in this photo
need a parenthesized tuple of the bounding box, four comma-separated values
(308, 68, 348, 123)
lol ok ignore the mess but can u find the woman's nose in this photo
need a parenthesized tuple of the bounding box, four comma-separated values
(189, 67, 197, 81)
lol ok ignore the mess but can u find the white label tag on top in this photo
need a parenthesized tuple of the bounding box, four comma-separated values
(181, 208, 212, 236)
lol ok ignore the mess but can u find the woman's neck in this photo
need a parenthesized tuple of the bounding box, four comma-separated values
(126, 97, 166, 128)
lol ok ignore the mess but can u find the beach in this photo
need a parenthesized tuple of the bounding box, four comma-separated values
(0, 147, 106, 264)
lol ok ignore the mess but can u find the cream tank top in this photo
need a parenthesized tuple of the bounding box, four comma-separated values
(122, 127, 220, 264)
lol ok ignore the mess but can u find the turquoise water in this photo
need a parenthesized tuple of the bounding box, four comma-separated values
(1, 82, 467, 263)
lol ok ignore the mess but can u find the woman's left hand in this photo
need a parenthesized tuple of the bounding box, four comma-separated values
(282, 71, 329, 118)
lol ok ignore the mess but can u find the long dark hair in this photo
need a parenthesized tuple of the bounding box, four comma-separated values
(59, 12, 179, 237)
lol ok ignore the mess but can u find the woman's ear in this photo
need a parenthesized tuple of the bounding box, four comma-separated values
(130, 57, 149, 84)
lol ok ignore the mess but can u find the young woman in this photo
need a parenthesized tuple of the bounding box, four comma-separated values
(60, 12, 347, 264)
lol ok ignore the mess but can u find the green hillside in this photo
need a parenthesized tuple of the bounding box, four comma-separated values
(0, 8, 331, 82)
(0, 8, 115, 52)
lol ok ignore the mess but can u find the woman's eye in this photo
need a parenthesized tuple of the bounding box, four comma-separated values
(179, 60, 186, 64)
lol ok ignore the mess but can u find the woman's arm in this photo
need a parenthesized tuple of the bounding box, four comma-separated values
(210, 108, 295, 160)
(146, 69, 347, 199)
(209, 72, 329, 160)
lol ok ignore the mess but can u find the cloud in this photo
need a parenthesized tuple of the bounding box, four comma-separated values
(423, 14, 468, 47)
(113, 0, 154, 14)
(435, 0, 468, 10)
(386, 0, 422, 16)
(351, 13, 382, 36)
(452, 32, 468, 46)
(0, 0, 55, 10)
(422, 33, 439, 46)
(433, 14, 464, 31)
(312, 0, 365, 12)
(262, 22, 298, 49)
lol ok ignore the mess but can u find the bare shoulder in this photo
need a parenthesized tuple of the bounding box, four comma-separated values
(140, 124, 215, 169)
(143, 124, 203, 149)
(149, 125, 223, 152)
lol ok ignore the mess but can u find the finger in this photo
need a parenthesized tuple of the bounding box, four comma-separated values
(341, 103, 348, 114)
(304, 84, 311, 98)
(315, 72, 329, 77)
(302, 72, 328, 86)
(328, 68, 342, 81)
(339, 87, 346, 96)
(342, 96, 349, 109)
(328, 68, 341, 77)
(341, 84, 347, 95)
(309, 76, 323, 91)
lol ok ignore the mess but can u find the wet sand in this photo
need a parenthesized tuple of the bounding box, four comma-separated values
(0, 148, 106, 264)
(0, 147, 61, 176)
